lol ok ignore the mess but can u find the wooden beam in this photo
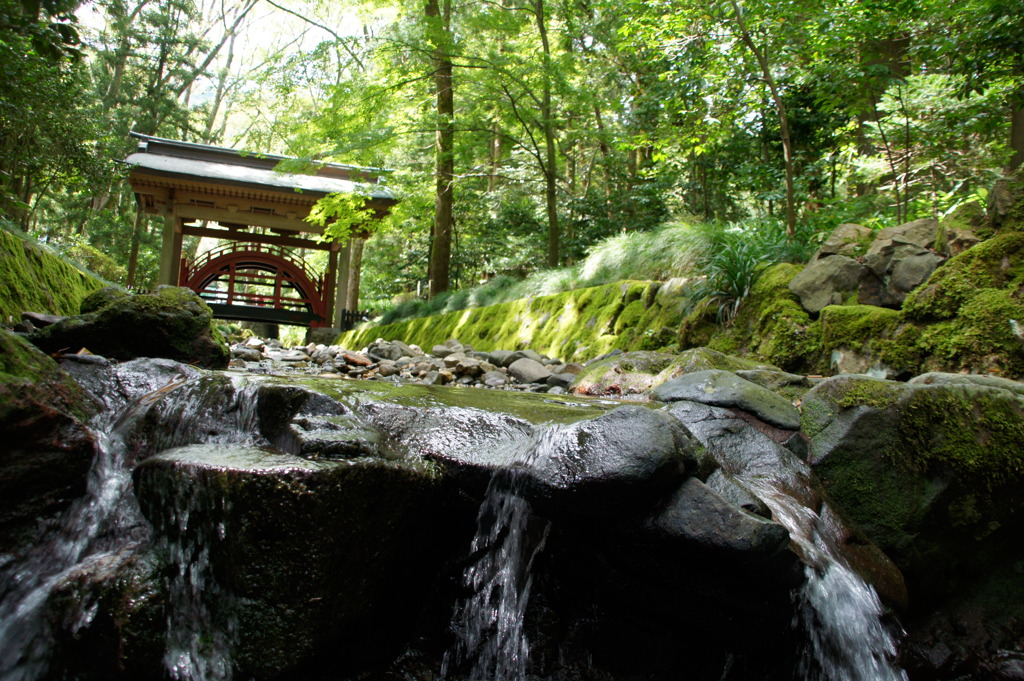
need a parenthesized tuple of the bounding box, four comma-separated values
(180, 224, 337, 251)
(173, 204, 321, 234)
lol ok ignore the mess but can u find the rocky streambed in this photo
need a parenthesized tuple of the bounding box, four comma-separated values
(3, 319, 1024, 681)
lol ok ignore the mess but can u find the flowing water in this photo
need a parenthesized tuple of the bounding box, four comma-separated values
(740, 476, 908, 681)
(0, 366, 260, 681)
(442, 429, 558, 681)
(1, 361, 910, 681)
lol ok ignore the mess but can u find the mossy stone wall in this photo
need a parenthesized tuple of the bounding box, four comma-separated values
(337, 281, 684, 360)
(0, 228, 105, 321)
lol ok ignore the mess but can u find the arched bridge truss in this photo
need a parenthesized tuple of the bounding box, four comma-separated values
(180, 241, 331, 327)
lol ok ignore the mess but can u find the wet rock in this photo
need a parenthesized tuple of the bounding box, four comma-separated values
(652, 369, 801, 430)
(134, 444, 460, 680)
(28, 287, 230, 369)
(801, 374, 1024, 602)
(705, 468, 772, 518)
(664, 398, 908, 609)
(641, 477, 789, 555)
(526, 405, 698, 517)
(46, 545, 165, 681)
(0, 329, 100, 553)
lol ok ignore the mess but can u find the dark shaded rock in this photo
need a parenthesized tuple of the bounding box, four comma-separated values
(255, 383, 348, 451)
(706, 468, 772, 518)
(508, 357, 552, 384)
(788, 255, 862, 314)
(46, 545, 165, 681)
(546, 372, 575, 389)
(664, 398, 908, 609)
(285, 413, 385, 460)
(30, 287, 229, 369)
(801, 374, 1024, 605)
(0, 329, 100, 553)
(641, 477, 789, 555)
(134, 444, 461, 680)
(652, 369, 801, 430)
(526, 405, 698, 517)
(21, 311, 64, 328)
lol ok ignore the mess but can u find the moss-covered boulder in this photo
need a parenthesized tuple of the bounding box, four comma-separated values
(29, 286, 230, 369)
(79, 286, 130, 314)
(679, 264, 822, 374)
(570, 350, 678, 396)
(134, 444, 462, 680)
(0, 329, 100, 552)
(0, 228, 105, 322)
(800, 374, 1024, 604)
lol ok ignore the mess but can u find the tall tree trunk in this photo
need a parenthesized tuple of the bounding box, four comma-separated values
(347, 238, 364, 311)
(729, 0, 796, 237)
(1009, 87, 1024, 172)
(126, 209, 145, 289)
(534, 0, 559, 266)
(426, 0, 454, 298)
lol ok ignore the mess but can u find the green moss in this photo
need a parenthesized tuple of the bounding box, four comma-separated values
(898, 385, 1024, 485)
(683, 263, 823, 373)
(902, 232, 1024, 321)
(337, 280, 687, 362)
(0, 228, 106, 321)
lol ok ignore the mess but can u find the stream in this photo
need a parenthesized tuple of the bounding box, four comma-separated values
(0, 359, 909, 681)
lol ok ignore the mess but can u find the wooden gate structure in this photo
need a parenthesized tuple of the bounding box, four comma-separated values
(124, 132, 397, 328)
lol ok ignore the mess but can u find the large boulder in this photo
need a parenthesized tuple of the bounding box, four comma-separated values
(570, 350, 677, 396)
(0, 329, 100, 553)
(788, 255, 862, 314)
(134, 444, 461, 680)
(812, 223, 873, 260)
(525, 405, 698, 517)
(652, 369, 802, 430)
(800, 374, 1024, 603)
(29, 286, 229, 369)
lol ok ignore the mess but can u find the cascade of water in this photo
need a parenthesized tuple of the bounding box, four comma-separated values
(0, 368, 261, 681)
(158, 470, 236, 681)
(740, 477, 907, 681)
(442, 429, 556, 681)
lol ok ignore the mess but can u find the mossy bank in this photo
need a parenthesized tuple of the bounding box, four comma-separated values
(0, 227, 106, 322)
(337, 280, 685, 361)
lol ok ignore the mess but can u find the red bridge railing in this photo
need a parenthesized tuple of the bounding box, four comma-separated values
(179, 241, 332, 327)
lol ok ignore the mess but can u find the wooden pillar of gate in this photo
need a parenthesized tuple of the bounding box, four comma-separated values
(158, 214, 184, 287)
(333, 241, 352, 328)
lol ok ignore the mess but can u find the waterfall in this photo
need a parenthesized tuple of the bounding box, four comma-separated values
(442, 430, 556, 681)
(740, 476, 907, 681)
(0, 366, 260, 681)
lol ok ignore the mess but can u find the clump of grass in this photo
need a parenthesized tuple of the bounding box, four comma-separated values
(372, 216, 821, 327)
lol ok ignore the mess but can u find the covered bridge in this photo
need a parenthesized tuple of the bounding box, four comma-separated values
(124, 132, 397, 329)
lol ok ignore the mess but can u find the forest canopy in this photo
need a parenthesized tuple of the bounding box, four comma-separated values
(1, 0, 1021, 309)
